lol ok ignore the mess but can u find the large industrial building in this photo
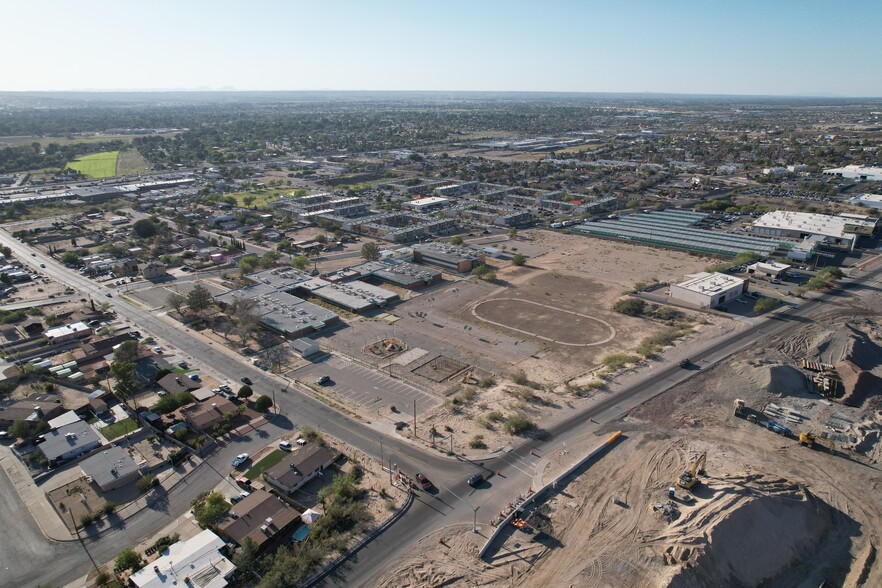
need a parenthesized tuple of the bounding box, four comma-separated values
(669, 272, 747, 309)
(214, 282, 339, 339)
(849, 193, 882, 210)
(751, 210, 877, 250)
(572, 210, 784, 257)
(823, 165, 882, 182)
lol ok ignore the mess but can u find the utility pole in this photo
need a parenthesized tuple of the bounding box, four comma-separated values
(70, 510, 100, 574)
(413, 399, 417, 438)
(272, 388, 277, 415)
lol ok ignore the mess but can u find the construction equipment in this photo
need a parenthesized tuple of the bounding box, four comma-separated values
(734, 399, 745, 417)
(799, 432, 836, 453)
(733, 398, 759, 423)
(766, 419, 793, 437)
(677, 452, 707, 490)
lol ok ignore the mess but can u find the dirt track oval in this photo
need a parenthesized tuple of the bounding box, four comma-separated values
(472, 298, 616, 346)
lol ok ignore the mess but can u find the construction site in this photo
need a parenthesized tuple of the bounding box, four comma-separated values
(372, 260, 882, 587)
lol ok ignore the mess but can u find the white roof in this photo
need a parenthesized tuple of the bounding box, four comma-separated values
(748, 261, 790, 273)
(130, 530, 234, 588)
(753, 210, 874, 239)
(44, 321, 91, 339)
(47, 410, 81, 430)
(850, 193, 882, 204)
(406, 196, 449, 207)
(675, 272, 745, 294)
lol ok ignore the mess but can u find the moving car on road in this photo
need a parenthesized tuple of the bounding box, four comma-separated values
(240, 377, 252, 385)
(415, 472, 432, 490)
(468, 473, 484, 488)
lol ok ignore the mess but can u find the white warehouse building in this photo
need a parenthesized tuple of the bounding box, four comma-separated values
(751, 210, 876, 251)
(823, 165, 882, 182)
(670, 272, 746, 309)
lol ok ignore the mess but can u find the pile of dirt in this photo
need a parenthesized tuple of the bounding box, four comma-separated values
(665, 485, 837, 588)
(816, 325, 882, 371)
(741, 362, 810, 397)
(836, 359, 882, 407)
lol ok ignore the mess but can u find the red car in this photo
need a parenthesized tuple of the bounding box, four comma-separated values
(415, 472, 432, 490)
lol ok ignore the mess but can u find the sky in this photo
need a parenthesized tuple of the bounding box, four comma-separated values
(2, 0, 881, 97)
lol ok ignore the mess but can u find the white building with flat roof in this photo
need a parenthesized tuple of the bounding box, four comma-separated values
(823, 165, 882, 182)
(670, 272, 746, 308)
(404, 196, 450, 212)
(849, 193, 882, 210)
(130, 530, 234, 588)
(752, 210, 876, 250)
(747, 261, 790, 279)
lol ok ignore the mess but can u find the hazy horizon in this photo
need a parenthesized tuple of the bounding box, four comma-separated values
(3, 0, 881, 97)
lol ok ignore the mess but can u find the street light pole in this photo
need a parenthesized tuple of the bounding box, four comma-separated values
(443, 484, 481, 533)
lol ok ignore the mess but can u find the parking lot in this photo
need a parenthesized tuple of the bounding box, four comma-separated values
(296, 354, 441, 413)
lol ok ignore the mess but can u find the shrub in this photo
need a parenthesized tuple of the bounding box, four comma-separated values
(458, 387, 478, 403)
(586, 380, 605, 390)
(504, 412, 535, 435)
(300, 426, 324, 445)
(80, 512, 100, 527)
(469, 435, 487, 449)
(114, 548, 143, 573)
(612, 298, 647, 316)
(152, 533, 180, 553)
(602, 353, 639, 371)
(237, 385, 253, 398)
(136, 473, 158, 493)
(100, 501, 116, 516)
(653, 306, 681, 321)
(485, 410, 504, 422)
(511, 253, 527, 266)
(510, 370, 529, 386)
(478, 376, 496, 388)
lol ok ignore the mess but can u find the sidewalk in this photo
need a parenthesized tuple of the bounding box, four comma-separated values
(0, 445, 74, 541)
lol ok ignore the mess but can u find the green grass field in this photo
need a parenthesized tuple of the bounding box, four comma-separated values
(66, 150, 119, 178)
(244, 449, 286, 480)
(100, 417, 138, 441)
(226, 189, 282, 208)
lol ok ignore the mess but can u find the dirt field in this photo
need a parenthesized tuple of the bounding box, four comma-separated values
(375, 262, 882, 587)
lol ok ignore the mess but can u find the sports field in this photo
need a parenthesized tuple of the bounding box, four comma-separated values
(66, 150, 119, 178)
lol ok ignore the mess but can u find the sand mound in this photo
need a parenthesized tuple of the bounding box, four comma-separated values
(742, 363, 810, 397)
(667, 487, 836, 588)
(816, 325, 881, 371)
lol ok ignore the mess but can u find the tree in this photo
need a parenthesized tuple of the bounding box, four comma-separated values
(115, 548, 143, 573)
(192, 491, 229, 528)
(230, 297, 260, 343)
(450, 236, 464, 246)
(753, 297, 781, 314)
(10, 419, 47, 440)
(260, 251, 281, 268)
(132, 219, 157, 239)
(60, 251, 80, 265)
(508, 228, 518, 239)
(314, 234, 327, 244)
(471, 264, 496, 281)
(186, 283, 213, 313)
(114, 340, 140, 364)
(238, 385, 253, 399)
(291, 255, 311, 271)
(361, 242, 381, 261)
(613, 298, 647, 316)
(511, 253, 527, 266)
(255, 395, 273, 413)
(136, 473, 158, 493)
(166, 291, 186, 314)
(242, 195, 256, 208)
(110, 360, 138, 407)
(233, 536, 260, 577)
(239, 255, 259, 276)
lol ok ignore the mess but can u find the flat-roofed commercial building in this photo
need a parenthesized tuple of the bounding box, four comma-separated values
(823, 165, 882, 182)
(670, 272, 746, 309)
(751, 210, 876, 250)
(412, 242, 485, 273)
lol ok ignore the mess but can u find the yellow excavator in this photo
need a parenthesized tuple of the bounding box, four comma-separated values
(677, 452, 707, 490)
(799, 432, 835, 453)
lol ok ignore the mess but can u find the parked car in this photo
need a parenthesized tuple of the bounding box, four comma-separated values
(316, 375, 331, 386)
(240, 377, 252, 385)
(279, 440, 293, 451)
(770, 279, 782, 284)
(220, 385, 232, 393)
(39, 263, 45, 268)
(235, 477, 252, 490)
(415, 472, 432, 490)
(188, 373, 200, 381)
(178, 361, 188, 369)
(231, 453, 249, 468)
(105, 292, 112, 298)
(467, 473, 484, 488)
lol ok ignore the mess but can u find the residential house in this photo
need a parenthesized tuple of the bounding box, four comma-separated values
(179, 398, 237, 432)
(263, 444, 340, 495)
(112, 258, 140, 277)
(0, 400, 65, 429)
(217, 489, 301, 551)
(129, 529, 235, 588)
(39, 419, 102, 465)
(134, 356, 171, 387)
(44, 322, 92, 344)
(140, 262, 168, 281)
(79, 446, 143, 491)
(157, 373, 201, 396)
